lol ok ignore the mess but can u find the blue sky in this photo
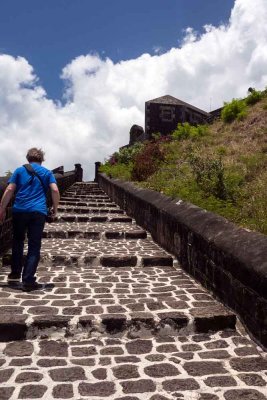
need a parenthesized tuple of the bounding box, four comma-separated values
(0, 0, 234, 100)
(1, 0, 266, 178)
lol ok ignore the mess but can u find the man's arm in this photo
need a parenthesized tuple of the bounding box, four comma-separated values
(50, 183, 60, 216)
(0, 183, 16, 222)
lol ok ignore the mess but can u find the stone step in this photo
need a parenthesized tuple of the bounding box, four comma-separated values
(65, 187, 105, 191)
(74, 181, 99, 186)
(64, 193, 107, 198)
(65, 193, 106, 197)
(43, 229, 147, 240)
(65, 190, 106, 195)
(0, 266, 236, 341)
(61, 195, 110, 200)
(44, 222, 143, 232)
(57, 206, 123, 214)
(1, 334, 267, 400)
(3, 253, 174, 268)
(67, 185, 103, 189)
(2, 236, 174, 267)
(66, 185, 104, 190)
(60, 196, 111, 204)
(59, 200, 117, 207)
(56, 214, 133, 223)
(43, 222, 147, 239)
(39, 237, 173, 264)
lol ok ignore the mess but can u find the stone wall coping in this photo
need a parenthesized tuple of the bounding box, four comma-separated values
(0, 169, 75, 191)
(99, 173, 267, 298)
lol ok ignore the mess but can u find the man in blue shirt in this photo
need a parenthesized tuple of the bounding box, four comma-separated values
(0, 148, 60, 291)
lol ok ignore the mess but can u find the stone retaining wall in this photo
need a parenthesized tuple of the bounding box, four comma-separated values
(97, 173, 267, 348)
(0, 164, 83, 256)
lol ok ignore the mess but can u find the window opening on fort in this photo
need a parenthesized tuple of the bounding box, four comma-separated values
(160, 106, 175, 122)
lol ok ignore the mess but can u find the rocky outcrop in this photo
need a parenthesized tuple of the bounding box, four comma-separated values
(129, 124, 146, 145)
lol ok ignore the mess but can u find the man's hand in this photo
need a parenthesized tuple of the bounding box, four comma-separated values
(50, 183, 60, 216)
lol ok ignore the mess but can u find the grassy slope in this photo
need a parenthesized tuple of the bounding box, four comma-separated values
(101, 98, 267, 235)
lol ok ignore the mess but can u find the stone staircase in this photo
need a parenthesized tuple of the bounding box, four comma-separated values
(0, 182, 266, 400)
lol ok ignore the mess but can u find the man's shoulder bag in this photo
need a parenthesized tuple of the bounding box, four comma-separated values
(23, 164, 55, 223)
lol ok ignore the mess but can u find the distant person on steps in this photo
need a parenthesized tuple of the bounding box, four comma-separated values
(0, 148, 60, 291)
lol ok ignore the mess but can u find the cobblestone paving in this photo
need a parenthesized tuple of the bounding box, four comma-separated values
(56, 213, 133, 223)
(0, 182, 266, 400)
(39, 238, 175, 264)
(0, 265, 236, 339)
(43, 222, 147, 239)
(0, 333, 266, 400)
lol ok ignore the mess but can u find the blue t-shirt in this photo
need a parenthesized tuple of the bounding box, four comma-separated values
(8, 163, 57, 215)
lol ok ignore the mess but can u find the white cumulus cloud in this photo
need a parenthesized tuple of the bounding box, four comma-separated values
(0, 0, 267, 179)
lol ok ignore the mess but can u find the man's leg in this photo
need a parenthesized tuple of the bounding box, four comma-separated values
(22, 212, 46, 286)
(10, 212, 28, 280)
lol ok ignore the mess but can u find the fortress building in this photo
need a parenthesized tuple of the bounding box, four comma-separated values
(145, 95, 209, 138)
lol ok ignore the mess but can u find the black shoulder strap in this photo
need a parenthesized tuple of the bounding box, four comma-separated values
(23, 164, 47, 194)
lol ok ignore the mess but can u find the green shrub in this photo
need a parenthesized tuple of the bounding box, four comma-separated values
(192, 154, 242, 198)
(189, 155, 229, 200)
(245, 90, 263, 106)
(223, 170, 245, 203)
(110, 142, 144, 165)
(239, 153, 267, 181)
(221, 99, 247, 123)
(262, 86, 267, 98)
(242, 172, 267, 234)
(99, 162, 133, 180)
(236, 109, 247, 121)
(190, 154, 246, 202)
(216, 146, 227, 156)
(172, 123, 209, 141)
(151, 132, 161, 140)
